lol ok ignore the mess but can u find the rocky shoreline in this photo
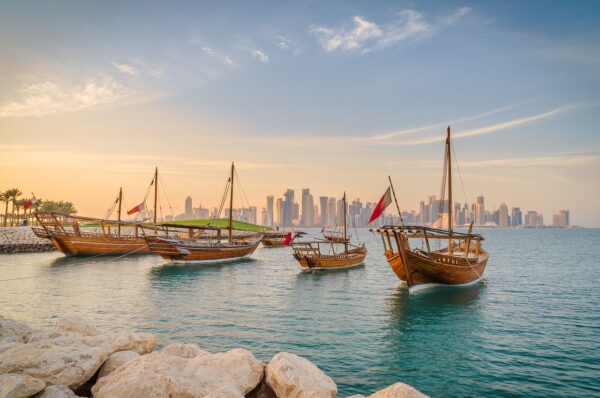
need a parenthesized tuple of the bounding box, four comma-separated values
(0, 316, 427, 398)
(0, 228, 55, 254)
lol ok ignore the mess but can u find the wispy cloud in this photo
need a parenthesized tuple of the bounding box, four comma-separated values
(310, 8, 469, 53)
(0, 76, 132, 118)
(387, 103, 584, 146)
(460, 154, 600, 168)
(250, 49, 269, 63)
(113, 63, 138, 77)
(201, 46, 237, 68)
(275, 36, 302, 55)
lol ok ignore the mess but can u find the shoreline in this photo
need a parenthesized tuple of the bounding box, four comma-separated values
(0, 315, 427, 397)
(0, 227, 55, 254)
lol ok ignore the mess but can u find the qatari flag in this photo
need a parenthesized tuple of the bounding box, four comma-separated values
(127, 202, 146, 215)
(368, 187, 392, 224)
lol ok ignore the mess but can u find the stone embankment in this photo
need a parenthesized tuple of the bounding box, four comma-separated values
(0, 228, 54, 254)
(0, 316, 428, 398)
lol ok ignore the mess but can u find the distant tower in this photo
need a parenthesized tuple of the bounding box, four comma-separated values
(319, 196, 328, 226)
(475, 196, 485, 225)
(498, 203, 509, 228)
(266, 195, 274, 227)
(185, 196, 193, 219)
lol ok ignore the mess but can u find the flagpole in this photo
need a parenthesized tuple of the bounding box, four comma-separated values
(388, 176, 404, 226)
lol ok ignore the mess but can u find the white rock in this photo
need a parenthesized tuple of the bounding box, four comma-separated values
(35, 385, 82, 398)
(0, 373, 46, 398)
(0, 318, 157, 390)
(92, 347, 265, 398)
(160, 342, 209, 358)
(368, 383, 428, 398)
(98, 350, 140, 379)
(0, 316, 33, 353)
(54, 317, 98, 337)
(266, 352, 337, 398)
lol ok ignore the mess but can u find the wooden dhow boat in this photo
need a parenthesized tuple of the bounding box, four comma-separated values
(32, 169, 161, 256)
(322, 227, 351, 244)
(143, 163, 262, 263)
(292, 193, 367, 271)
(261, 230, 304, 247)
(371, 127, 489, 292)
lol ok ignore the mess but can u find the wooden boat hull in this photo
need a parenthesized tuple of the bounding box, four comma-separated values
(31, 228, 149, 256)
(294, 246, 367, 270)
(261, 239, 288, 247)
(145, 237, 260, 263)
(323, 236, 351, 243)
(390, 249, 488, 291)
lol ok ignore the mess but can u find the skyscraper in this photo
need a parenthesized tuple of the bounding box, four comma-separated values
(266, 195, 274, 227)
(498, 203, 509, 227)
(301, 189, 315, 227)
(276, 198, 283, 226)
(319, 196, 328, 227)
(475, 196, 485, 225)
(511, 207, 522, 226)
(185, 196, 193, 219)
(327, 197, 336, 226)
(283, 189, 294, 228)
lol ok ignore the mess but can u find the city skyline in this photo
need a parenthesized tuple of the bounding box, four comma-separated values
(1, 1, 599, 226)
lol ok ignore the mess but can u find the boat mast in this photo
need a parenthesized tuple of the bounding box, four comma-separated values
(447, 126, 453, 254)
(343, 192, 348, 251)
(117, 187, 122, 237)
(153, 167, 158, 231)
(388, 176, 404, 225)
(228, 162, 234, 244)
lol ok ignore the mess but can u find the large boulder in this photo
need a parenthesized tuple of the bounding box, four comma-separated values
(35, 385, 82, 398)
(92, 344, 265, 398)
(265, 352, 337, 398)
(0, 317, 157, 390)
(0, 373, 46, 398)
(368, 383, 428, 398)
(97, 350, 140, 379)
(0, 316, 33, 353)
(54, 317, 98, 337)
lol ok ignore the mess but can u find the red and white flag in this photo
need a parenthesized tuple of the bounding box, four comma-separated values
(368, 187, 393, 224)
(127, 202, 146, 215)
(23, 198, 38, 211)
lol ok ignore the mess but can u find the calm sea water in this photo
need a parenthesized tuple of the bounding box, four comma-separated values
(1, 228, 599, 397)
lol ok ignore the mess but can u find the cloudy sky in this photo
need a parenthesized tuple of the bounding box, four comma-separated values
(1, 1, 599, 226)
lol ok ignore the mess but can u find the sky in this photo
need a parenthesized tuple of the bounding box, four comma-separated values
(1, 0, 599, 226)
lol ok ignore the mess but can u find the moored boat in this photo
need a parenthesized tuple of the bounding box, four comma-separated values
(143, 162, 263, 263)
(261, 231, 304, 247)
(292, 192, 367, 271)
(370, 127, 489, 292)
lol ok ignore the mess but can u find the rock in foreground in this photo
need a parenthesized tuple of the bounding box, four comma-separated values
(266, 352, 337, 398)
(92, 344, 265, 398)
(0, 373, 45, 398)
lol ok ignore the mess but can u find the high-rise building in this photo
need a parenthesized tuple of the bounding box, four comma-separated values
(266, 195, 274, 227)
(560, 209, 570, 227)
(301, 189, 315, 227)
(336, 198, 345, 225)
(185, 196, 193, 219)
(276, 198, 283, 226)
(282, 189, 294, 228)
(319, 196, 328, 227)
(327, 197, 336, 226)
(498, 203, 509, 228)
(475, 196, 485, 225)
(511, 207, 522, 226)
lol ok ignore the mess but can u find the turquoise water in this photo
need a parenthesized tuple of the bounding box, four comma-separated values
(1, 229, 599, 397)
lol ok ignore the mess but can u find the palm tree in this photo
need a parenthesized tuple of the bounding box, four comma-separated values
(0, 192, 7, 227)
(14, 198, 27, 226)
(7, 189, 22, 226)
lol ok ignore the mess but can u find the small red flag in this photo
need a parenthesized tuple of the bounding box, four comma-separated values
(127, 202, 146, 215)
(24, 198, 38, 210)
(368, 187, 393, 224)
(283, 232, 293, 245)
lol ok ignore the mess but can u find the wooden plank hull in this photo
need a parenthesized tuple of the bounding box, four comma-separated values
(145, 237, 260, 263)
(294, 246, 367, 270)
(46, 235, 149, 256)
(323, 235, 351, 243)
(389, 249, 488, 291)
(261, 239, 288, 247)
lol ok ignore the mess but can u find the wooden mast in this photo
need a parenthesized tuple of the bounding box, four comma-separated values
(447, 126, 453, 254)
(153, 167, 158, 225)
(228, 162, 234, 244)
(343, 192, 348, 252)
(117, 188, 122, 238)
(388, 176, 403, 225)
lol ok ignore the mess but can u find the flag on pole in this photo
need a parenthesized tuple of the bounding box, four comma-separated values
(127, 202, 146, 215)
(23, 198, 38, 211)
(283, 232, 293, 246)
(368, 187, 393, 224)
